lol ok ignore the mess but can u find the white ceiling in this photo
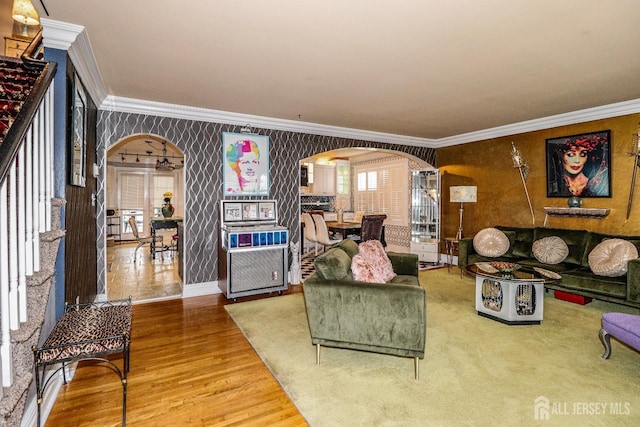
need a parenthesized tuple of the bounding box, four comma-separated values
(35, 0, 640, 144)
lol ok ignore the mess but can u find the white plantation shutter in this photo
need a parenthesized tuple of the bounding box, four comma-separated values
(120, 173, 144, 209)
(354, 159, 408, 226)
(153, 175, 175, 207)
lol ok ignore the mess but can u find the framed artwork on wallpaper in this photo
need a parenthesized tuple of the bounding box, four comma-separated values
(545, 130, 611, 198)
(69, 74, 87, 187)
(222, 132, 270, 196)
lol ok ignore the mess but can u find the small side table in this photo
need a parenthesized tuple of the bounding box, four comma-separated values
(444, 237, 460, 277)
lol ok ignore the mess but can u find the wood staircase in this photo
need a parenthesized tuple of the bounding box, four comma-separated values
(0, 34, 59, 425)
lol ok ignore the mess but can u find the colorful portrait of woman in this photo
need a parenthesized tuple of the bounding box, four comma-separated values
(222, 133, 270, 196)
(546, 130, 611, 198)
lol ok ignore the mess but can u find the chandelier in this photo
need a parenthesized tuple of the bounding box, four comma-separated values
(155, 141, 176, 171)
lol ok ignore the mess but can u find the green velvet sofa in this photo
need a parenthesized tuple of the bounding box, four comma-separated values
(302, 239, 426, 379)
(458, 226, 640, 308)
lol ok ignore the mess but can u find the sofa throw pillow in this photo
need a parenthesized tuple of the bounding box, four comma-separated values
(532, 236, 569, 265)
(353, 239, 396, 283)
(588, 238, 639, 277)
(314, 247, 352, 280)
(351, 254, 379, 283)
(473, 228, 510, 257)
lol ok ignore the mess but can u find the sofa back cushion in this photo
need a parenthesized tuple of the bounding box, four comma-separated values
(496, 226, 533, 258)
(333, 238, 359, 258)
(314, 247, 352, 280)
(533, 227, 588, 266)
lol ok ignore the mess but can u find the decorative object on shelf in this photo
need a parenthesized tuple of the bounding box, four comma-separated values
(567, 196, 582, 208)
(626, 123, 640, 219)
(511, 142, 535, 226)
(162, 192, 174, 218)
(545, 130, 611, 198)
(450, 185, 476, 241)
(12, 0, 39, 37)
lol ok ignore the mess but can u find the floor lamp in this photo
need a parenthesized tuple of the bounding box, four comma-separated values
(450, 186, 477, 240)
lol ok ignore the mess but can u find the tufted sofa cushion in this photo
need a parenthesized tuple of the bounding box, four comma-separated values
(532, 236, 569, 265)
(473, 228, 510, 257)
(589, 239, 639, 277)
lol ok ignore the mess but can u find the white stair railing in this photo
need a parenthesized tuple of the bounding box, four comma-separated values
(0, 83, 55, 392)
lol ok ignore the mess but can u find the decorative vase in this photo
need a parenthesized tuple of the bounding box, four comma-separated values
(162, 203, 174, 218)
(567, 196, 582, 208)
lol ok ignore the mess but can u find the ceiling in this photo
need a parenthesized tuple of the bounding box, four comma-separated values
(34, 0, 640, 143)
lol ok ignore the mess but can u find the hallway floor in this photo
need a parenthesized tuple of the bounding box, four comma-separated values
(106, 237, 182, 302)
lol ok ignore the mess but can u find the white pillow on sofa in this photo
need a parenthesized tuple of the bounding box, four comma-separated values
(473, 228, 510, 257)
(588, 239, 639, 277)
(532, 236, 569, 265)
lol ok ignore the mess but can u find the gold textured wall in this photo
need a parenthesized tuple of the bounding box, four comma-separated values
(436, 113, 640, 241)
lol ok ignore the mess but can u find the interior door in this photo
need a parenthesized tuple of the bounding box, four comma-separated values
(65, 69, 98, 303)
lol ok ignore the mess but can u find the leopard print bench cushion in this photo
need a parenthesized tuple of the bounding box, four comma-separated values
(37, 304, 132, 364)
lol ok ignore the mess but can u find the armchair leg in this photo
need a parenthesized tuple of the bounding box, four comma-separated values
(316, 344, 321, 365)
(414, 357, 419, 380)
(599, 328, 612, 359)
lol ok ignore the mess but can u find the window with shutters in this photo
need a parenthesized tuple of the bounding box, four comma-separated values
(353, 158, 408, 227)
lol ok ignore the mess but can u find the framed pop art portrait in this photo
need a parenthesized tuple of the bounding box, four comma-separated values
(545, 130, 611, 198)
(222, 132, 270, 196)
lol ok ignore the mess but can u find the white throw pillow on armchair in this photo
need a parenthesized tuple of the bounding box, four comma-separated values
(473, 228, 510, 257)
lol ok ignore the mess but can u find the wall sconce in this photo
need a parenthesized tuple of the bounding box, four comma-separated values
(450, 186, 477, 240)
(12, 0, 39, 37)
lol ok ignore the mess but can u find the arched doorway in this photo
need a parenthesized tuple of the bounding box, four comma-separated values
(299, 147, 435, 257)
(104, 133, 185, 302)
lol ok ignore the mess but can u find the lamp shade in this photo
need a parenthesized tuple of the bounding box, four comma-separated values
(12, 0, 39, 26)
(450, 186, 477, 203)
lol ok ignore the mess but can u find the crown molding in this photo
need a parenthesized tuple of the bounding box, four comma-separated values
(100, 95, 436, 147)
(40, 18, 108, 107)
(39, 20, 640, 149)
(434, 98, 640, 148)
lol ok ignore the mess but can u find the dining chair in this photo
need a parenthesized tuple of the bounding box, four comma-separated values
(360, 214, 387, 245)
(312, 214, 341, 252)
(301, 212, 320, 256)
(352, 211, 365, 223)
(128, 216, 164, 262)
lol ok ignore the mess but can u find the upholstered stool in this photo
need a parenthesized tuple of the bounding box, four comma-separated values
(599, 312, 640, 359)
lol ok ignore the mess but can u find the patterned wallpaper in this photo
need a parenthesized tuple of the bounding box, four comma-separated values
(95, 111, 435, 293)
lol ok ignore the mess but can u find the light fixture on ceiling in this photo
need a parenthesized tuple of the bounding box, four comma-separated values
(155, 141, 176, 171)
(12, 0, 39, 37)
(136, 154, 140, 163)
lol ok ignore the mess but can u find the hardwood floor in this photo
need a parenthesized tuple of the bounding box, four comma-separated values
(107, 237, 182, 302)
(45, 288, 307, 426)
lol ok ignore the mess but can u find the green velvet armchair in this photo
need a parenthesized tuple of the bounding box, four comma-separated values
(302, 239, 426, 379)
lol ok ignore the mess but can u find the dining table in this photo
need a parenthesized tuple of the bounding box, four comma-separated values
(324, 221, 386, 246)
(150, 217, 183, 258)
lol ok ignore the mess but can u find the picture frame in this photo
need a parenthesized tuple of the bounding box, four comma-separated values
(259, 202, 275, 220)
(242, 202, 258, 221)
(69, 74, 87, 187)
(222, 132, 270, 196)
(223, 203, 242, 222)
(545, 130, 611, 198)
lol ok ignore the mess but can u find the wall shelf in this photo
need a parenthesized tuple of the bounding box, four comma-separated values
(543, 207, 610, 226)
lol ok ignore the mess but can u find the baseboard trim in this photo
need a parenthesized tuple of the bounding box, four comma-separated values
(21, 363, 77, 427)
(182, 281, 220, 298)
